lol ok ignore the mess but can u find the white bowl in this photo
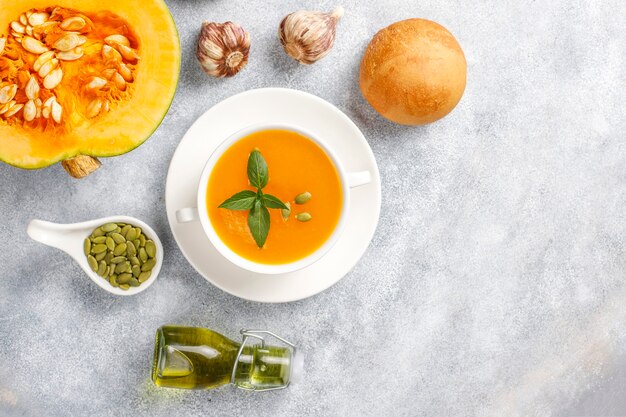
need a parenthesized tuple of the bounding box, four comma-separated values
(176, 123, 371, 275)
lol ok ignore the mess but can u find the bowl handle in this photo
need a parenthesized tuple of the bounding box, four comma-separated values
(347, 171, 372, 188)
(176, 207, 199, 223)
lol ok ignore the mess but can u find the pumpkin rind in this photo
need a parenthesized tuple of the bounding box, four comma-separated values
(0, 0, 180, 169)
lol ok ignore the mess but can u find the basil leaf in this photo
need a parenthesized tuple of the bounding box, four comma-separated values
(247, 150, 268, 189)
(262, 194, 289, 210)
(248, 200, 270, 248)
(218, 190, 257, 210)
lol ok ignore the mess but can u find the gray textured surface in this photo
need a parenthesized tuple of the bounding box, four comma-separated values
(1, 0, 625, 416)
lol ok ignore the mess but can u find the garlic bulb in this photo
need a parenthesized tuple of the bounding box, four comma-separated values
(196, 21, 250, 77)
(279, 6, 344, 65)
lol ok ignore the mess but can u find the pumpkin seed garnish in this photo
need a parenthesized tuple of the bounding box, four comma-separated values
(281, 202, 291, 220)
(295, 192, 312, 204)
(296, 212, 312, 222)
(84, 222, 158, 290)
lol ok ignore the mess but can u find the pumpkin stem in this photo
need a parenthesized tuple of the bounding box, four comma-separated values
(61, 155, 102, 178)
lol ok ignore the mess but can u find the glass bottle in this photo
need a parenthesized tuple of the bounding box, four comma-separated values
(152, 326, 303, 391)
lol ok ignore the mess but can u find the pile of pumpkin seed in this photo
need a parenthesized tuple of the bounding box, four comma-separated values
(84, 222, 157, 290)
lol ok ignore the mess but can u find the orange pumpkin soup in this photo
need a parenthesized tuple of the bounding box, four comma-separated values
(206, 129, 343, 264)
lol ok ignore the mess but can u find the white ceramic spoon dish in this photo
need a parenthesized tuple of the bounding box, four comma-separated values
(27, 216, 163, 296)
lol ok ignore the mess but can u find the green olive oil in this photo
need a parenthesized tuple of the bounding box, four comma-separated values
(152, 326, 297, 390)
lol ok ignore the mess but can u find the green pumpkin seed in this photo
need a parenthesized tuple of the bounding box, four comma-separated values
(115, 262, 130, 274)
(109, 275, 119, 287)
(117, 273, 132, 284)
(86, 222, 158, 289)
(296, 212, 312, 222)
(101, 223, 117, 233)
(91, 244, 107, 254)
(281, 202, 291, 220)
(97, 261, 107, 276)
(91, 236, 106, 244)
(295, 192, 312, 204)
(121, 224, 132, 237)
(125, 228, 137, 242)
(87, 255, 98, 271)
(110, 233, 125, 244)
(145, 241, 156, 258)
(83, 238, 91, 256)
(138, 271, 151, 283)
(113, 242, 127, 256)
(141, 258, 156, 271)
(126, 241, 136, 257)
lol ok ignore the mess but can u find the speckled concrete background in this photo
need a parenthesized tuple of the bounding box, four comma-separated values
(1, 0, 625, 416)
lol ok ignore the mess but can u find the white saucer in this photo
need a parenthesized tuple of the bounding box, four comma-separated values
(165, 88, 381, 303)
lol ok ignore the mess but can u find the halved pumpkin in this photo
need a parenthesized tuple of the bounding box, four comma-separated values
(0, 0, 179, 177)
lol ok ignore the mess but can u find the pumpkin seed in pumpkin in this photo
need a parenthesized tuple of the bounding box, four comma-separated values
(60, 16, 86, 31)
(57, 47, 83, 61)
